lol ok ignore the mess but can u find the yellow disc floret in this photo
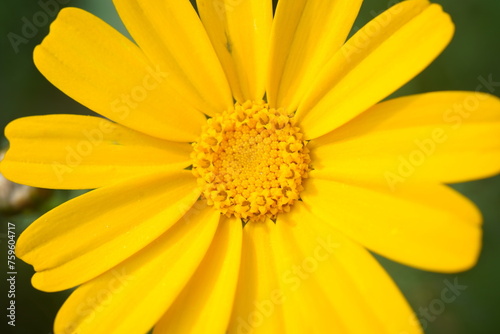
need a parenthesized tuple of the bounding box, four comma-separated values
(192, 101, 311, 222)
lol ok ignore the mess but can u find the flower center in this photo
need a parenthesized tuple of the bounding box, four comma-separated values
(192, 101, 311, 222)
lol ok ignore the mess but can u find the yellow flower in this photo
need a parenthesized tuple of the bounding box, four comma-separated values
(2, 0, 500, 333)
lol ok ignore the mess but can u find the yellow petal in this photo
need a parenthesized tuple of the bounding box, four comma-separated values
(17, 171, 201, 292)
(228, 220, 286, 334)
(277, 202, 423, 334)
(311, 92, 500, 186)
(297, 0, 454, 139)
(54, 204, 220, 334)
(301, 176, 482, 272)
(0, 115, 192, 189)
(267, 0, 363, 111)
(34, 7, 206, 142)
(113, 0, 233, 115)
(197, 0, 272, 102)
(268, 211, 351, 334)
(154, 216, 242, 334)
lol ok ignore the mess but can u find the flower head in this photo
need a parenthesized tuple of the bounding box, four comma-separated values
(192, 100, 311, 221)
(2, 0, 500, 333)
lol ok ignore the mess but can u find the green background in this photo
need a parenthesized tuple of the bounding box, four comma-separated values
(1, 0, 499, 333)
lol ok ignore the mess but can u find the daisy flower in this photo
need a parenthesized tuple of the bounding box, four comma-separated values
(2, 0, 500, 333)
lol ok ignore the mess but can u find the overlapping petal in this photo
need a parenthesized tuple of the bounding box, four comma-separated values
(301, 175, 482, 272)
(267, 0, 363, 112)
(154, 216, 242, 334)
(53, 203, 220, 334)
(311, 92, 500, 186)
(16, 171, 201, 292)
(34, 7, 206, 142)
(113, 0, 233, 115)
(276, 202, 423, 333)
(228, 220, 286, 334)
(296, 0, 454, 139)
(197, 0, 272, 102)
(1, 115, 192, 189)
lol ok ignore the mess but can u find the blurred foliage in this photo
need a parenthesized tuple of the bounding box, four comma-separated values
(0, 0, 499, 333)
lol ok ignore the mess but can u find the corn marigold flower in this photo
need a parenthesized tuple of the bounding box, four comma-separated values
(2, 0, 500, 333)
